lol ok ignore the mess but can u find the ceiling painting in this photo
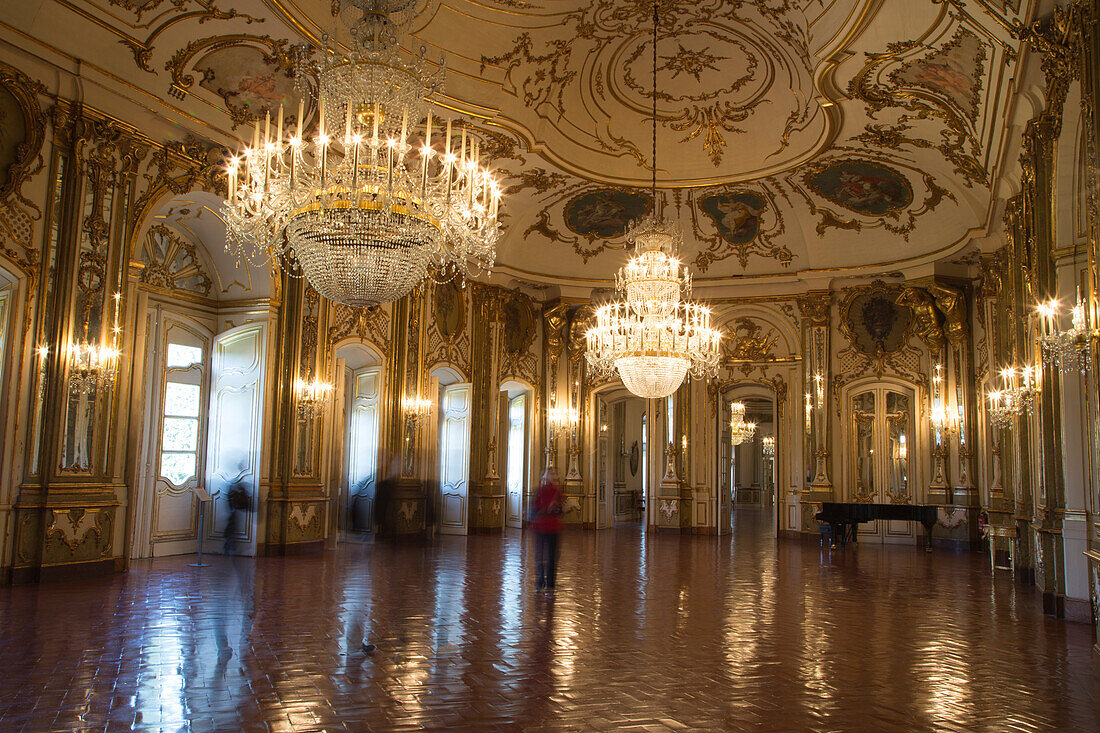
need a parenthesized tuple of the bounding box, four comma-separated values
(690, 189, 790, 271)
(892, 28, 987, 124)
(806, 161, 913, 218)
(563, 190, 651, 240)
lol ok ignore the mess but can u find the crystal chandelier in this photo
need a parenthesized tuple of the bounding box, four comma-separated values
(223, 0, 501, 308)
(68, 292, 122, 396)
(583, 1, 721, 399)
(987, 366, 1038, 429)
(1037, 294, 1094, 374)
(296, 378, 333, 420)
(729, 401, 757, 445)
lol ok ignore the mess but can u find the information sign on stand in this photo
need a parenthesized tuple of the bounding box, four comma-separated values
(190, 487, 214, 567)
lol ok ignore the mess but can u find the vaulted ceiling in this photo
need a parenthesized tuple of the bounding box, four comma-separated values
(3, 0, 1041, 292)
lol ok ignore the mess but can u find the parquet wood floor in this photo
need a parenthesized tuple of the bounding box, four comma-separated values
(1, 509, 1098, 731)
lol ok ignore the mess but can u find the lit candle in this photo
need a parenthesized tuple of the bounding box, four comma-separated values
(425, 110, 432, 150)
(400, 108, 408, 149)
(276, 105, 283, 144)
(372, 102, 379, 141)
(263, 111, 270, 147)
(297, 98, 304, 137)
(345, 102, 353, 144)
(445, 118, 452, 157)
(318, 98, 325, 137)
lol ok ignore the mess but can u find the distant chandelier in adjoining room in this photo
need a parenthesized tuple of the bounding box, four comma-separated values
(223, 0, 502, 308)
(729, 401, 757, 445)
(582, 0, 721, 399)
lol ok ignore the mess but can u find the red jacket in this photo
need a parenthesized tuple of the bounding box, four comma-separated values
(531, 479, 563, 534)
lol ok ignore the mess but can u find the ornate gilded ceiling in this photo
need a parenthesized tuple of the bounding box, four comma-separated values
(0, 0, 1037, 289)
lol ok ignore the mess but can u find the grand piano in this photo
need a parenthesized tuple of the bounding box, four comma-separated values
(815, 502, 938, 550)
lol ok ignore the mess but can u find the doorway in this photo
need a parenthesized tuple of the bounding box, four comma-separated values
(436, 370, 472, 536)
(332, 342, 383, 536)
(846, 383, 916, 542)
(500, 380, 533, 529)
(717, 386, 778, 535)
(599, 391, 647, 528)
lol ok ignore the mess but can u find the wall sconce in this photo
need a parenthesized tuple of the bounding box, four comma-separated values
(68, 292, 123, 397)
(548, 405, 578, 442)
(929, 404, 960, 438)
(296, 378, 333, 420)
(402, 395, 432, 428)
(1037, 293, 1094, 374)
(987, 366, 1037, 429)
(761, 435, 776, 458)
(804, 391, 813, 435)
(730, 401, 757, 445)
(897, 433, 907, 460)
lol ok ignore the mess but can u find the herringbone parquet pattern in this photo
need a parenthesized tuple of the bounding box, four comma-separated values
(0, 510, 1097, 731)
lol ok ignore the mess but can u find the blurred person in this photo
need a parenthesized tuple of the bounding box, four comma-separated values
(222, 459, 251, 555)
(374, 453, 400, 537)
(531, 468, 563, 591)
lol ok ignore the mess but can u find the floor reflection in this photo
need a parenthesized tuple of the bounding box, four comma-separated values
(0, 509, 1097, 731)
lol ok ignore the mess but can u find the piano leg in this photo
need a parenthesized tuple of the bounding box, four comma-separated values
(829, 522, 841, 549)
(920, 519, 935, 552)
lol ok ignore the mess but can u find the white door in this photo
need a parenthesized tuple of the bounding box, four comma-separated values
(439, 383, 472, 535)
(207, 323, 267, 555)
(146, 319, 210, 557)
(850, 386, 915, 543)
(346, 368, 380, 531)
(505, 393, 527, 528)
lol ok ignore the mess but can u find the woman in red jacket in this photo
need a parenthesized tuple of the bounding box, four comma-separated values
(531, 469, 563, 591)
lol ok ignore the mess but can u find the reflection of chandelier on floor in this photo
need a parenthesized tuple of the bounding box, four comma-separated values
(583, 1, 721, 399)
(729, 402, 757, 445)
(223, 0, 502, 308)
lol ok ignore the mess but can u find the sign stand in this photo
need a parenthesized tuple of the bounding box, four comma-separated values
(189, 486, 213, 568)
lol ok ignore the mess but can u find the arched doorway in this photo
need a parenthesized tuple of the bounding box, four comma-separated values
(331, 341, 384, 537)
(717, 384, 779, 537)
(841, 380, 920, 543)
(500, 379, 534, 529)
(429, 366, 471, 535)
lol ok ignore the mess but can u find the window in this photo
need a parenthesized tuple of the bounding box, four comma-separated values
(159, 348, 202, 486)
(166, 343, 203, 368)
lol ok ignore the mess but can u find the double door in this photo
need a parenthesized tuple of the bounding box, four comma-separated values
(849, 386, 915, 542)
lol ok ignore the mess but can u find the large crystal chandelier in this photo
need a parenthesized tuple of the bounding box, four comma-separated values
(729, 402, 757, 445)
(583, 0, 721, 399)
(223, 0, 501, 308)
(1037, 294, 1094, 374)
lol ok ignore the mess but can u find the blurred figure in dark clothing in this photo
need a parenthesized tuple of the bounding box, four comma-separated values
(222, 461, 251, 555)
(374, 454, 400, 537)
(531, 468, 563, 591)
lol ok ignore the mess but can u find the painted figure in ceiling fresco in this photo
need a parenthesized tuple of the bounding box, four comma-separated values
(894, 29, 984, 118)
(699, 192, 764, 244)
(564, 190, 650, 239)
(196, 47, 298, 117)
(808, 161, 913, 217)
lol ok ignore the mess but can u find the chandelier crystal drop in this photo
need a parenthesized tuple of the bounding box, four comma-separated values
(582, 0, 721, 399)
(223, 0, 502, 308)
